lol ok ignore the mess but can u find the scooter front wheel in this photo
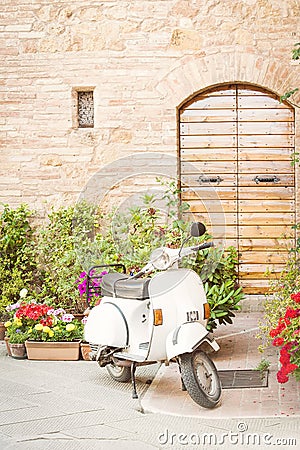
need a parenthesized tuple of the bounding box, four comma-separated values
(105, 362, 131, 383)
(179, 350, 221, 409)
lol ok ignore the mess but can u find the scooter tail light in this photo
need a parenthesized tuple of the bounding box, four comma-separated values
(153, 309, 163, 326)
(203, 303, 211, 320)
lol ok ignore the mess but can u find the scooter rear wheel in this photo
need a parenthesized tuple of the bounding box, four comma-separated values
(180, 350, 221, 409)
(106, 362, 131, 383)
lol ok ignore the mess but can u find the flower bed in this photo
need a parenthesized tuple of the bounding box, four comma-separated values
(270, 293, 300, 384)
(5, 297, 84, 351)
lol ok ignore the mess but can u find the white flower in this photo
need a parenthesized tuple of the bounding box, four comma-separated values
(19, 288, 28, 298)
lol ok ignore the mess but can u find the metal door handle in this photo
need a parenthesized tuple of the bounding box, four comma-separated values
(198, 176, 223, 185)
(253, 176, 280, 184)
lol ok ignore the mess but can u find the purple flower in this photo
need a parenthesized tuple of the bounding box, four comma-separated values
(61, 314, 74, 323)
(54, 308, 66, 316)
(16, 329, 21, 333)
(6, 302, 21, 312)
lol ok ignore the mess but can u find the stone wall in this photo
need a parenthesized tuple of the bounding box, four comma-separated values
(1, 0, 300, 214)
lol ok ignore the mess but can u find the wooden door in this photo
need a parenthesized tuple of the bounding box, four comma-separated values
(179, 84, 295, 293)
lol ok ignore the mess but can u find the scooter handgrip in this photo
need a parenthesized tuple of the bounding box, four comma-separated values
(192, 242, 214, 251)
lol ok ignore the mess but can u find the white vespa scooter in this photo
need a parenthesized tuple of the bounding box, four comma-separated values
(84, 222, 221, 409)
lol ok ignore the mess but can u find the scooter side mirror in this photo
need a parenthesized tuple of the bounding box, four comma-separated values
(190, 222, 206, 237)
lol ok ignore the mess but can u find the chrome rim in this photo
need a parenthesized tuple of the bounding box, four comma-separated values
(194, 354, 217, 397)
(108, 364, 124, 375)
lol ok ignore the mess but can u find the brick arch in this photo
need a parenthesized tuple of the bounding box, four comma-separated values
(154, 50, 300, 109)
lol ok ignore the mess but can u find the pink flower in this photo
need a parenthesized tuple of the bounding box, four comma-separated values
(61, 314, 74, 323)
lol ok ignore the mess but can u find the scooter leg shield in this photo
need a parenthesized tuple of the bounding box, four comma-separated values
(84, 302, 128, 347)
(166, 322, 219, 361)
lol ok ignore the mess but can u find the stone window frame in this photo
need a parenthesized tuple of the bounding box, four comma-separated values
(72, 87, 95, 128)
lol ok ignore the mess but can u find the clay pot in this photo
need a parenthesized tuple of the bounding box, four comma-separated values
(80, 342, 92, 361)
(9, 343, 27, 359)
(25, 340, 80, 361)
(0, 322, 6, 340)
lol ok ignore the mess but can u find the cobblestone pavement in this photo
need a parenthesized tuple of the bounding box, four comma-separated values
(1, 312, 300, 449)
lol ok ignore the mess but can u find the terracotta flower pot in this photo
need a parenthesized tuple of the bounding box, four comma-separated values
(25, 340, 80, 361)
(0, 322, 6, 340)
(80, 342, 92, 361)
(9, 343, 27, 359)
(4, 337, 11, 356)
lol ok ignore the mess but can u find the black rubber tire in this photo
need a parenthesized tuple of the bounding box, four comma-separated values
(106, 363, 131, 383)
(179, 350, 221, 409)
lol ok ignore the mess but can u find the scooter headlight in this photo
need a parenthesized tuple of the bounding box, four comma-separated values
(150, 248, 170, 270)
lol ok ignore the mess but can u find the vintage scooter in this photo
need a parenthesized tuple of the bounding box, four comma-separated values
(84, 222, 222, 409)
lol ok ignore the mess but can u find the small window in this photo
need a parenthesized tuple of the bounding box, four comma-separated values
(77, 91, 94, 128)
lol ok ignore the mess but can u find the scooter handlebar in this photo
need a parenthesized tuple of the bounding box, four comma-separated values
(191, 242, 214, 252)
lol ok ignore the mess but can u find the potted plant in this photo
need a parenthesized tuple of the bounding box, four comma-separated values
(5, 298, 84, 360)
(4, 317, 28, 359)
(23, 305, 84, 360)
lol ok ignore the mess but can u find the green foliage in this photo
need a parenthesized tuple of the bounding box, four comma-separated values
(28, 320, 83, 342)
(280, 87, 299, 103)
(279, 43, 300, 109)
(292, 42, 300, 60)
(36, 202, 101, 312)
(0, 204, 37, 319)
(255, 358, 270, 373)
(4, 318, 29, 344)
(257, 250, 300, 351)
(93, 179, 192, 273)
(194, 246, 244, 331)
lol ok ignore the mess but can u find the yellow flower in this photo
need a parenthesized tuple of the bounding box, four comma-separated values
(66, 323, 75, 332)
(53, 326, 59, 331)
(48, 330, 54, 338)
(4, 321, 12, 328)
(14, 318, 22, 326)
(34, 324, 43, 331)
(28, 328, 32, 334)
(42, 326, 51, 333)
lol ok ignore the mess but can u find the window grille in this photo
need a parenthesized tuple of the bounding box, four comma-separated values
(77, 91, 94, 128)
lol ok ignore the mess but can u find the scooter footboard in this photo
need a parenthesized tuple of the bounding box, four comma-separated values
(166, 322, 219, 361)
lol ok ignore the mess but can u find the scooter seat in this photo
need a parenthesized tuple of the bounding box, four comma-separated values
(101, 273, 150, 300)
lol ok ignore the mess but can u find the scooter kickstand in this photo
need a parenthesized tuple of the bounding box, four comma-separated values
(177, 360, 187, 391)
(131, 362, 138, 399)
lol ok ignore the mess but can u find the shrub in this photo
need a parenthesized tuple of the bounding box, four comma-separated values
(0, 204, 37, 320)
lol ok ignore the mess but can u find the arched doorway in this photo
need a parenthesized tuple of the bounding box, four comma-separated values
(179, 84, 295, 293)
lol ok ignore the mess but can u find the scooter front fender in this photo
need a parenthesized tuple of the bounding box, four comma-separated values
(166, 322, 219, 361)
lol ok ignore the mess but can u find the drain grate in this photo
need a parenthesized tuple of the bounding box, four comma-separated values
(218, 369, 268, 389)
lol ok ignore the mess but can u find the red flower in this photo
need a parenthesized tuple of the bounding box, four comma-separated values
(270, 328, 279, 338)
(279, 351, 290, 365)
(284, 363, 298, 374)
(277, 370, 289, 384)
(284, 307, 300, 320)
(291, 292, 300, 303)
(272, 337, 284, 347)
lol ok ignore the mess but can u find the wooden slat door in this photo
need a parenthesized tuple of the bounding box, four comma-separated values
(179, 84, 295, 293)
